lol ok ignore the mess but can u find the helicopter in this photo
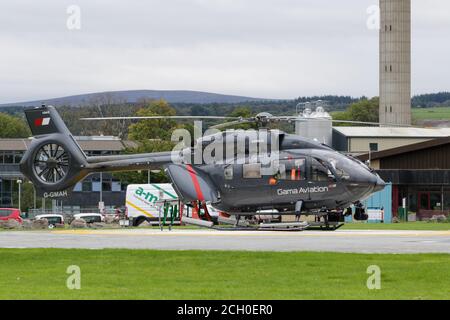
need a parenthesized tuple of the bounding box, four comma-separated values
(19, 105, 386, 229)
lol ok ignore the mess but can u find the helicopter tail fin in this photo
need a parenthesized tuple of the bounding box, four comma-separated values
(20, 106, 90, 199)
(25, 105, 74, 137)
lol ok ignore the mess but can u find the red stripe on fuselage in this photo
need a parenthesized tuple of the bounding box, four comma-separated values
(186, 164, 205, 202)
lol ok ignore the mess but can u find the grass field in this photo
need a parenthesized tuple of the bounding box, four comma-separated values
(412, 106, 450, 120)
(342, 222, 450, 231)
(0, 249, 449, 300)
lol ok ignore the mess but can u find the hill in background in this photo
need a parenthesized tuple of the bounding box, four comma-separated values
(0, 90, 269, 107)
(2, 90, 449, 109)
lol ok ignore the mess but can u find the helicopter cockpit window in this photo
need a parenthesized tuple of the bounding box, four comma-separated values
(326, 154, 352, 180)
(328, 158, 350, 180)
(333, 167, 350, 180)
(243, 163, 262, 179)
(311, 158, 334, 182)
(276, 158, 306, 181)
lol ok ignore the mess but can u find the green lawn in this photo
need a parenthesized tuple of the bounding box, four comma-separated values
(342, 222, 450, 231)
(0, 249, 448, 300)
(412, 106, 450, 120)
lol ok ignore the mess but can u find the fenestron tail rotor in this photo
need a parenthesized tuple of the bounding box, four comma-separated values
(33, 143, 70, 184)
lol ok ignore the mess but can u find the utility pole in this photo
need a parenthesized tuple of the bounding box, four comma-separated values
(100, 172, 103, 203)
(98, 172, 104, 214)
(17, 179, 22, 212)
(28, 181, 36, 209)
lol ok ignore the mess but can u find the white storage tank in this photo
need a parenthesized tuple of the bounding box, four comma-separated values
(295, 106, 333, 146)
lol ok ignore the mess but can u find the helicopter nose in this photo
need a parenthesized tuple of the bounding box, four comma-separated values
(373, 175, 386, 193)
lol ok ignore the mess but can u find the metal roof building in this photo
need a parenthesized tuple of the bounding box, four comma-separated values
(0, 136, 138, 152)
(332, 126, 450, 153)
(0, 136, 138, 210)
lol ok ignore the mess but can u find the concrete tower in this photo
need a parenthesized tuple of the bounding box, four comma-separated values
(379, 0, 411, 125)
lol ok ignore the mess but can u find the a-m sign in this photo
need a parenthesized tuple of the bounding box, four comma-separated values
(135, 186, 158, 203)
(125, 184, 178, 221)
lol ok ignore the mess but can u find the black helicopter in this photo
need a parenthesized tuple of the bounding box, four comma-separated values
(19, 106, 385, 227)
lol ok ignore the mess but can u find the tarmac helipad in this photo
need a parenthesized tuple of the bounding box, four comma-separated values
(1, 229, 449, 253)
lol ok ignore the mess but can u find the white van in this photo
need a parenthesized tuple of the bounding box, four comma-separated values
(126, 184, 223, 226)
(126, 184, 181, 226)
(35, 214, 65, 228)
(73, 213, 105, 224)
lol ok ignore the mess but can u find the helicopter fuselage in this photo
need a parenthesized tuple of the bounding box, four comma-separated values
(19, 106, 385, 218)
(167, 132, 385, 215)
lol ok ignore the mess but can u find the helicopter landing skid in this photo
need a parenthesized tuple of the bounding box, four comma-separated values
(182, 217, 311, 232)
(181, 216, 344, 231)
(305, 221, 345, 231)
(210, 224, 309, 232)
(258, 221, 309, 231)
(297, 210, 345, 231)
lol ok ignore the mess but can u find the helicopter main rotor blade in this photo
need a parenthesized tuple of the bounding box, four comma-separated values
(209, 119, 255, 129)
(81, 114, 416, 128)
(80, 116, 240, 121)
(267, 116, 414, 127)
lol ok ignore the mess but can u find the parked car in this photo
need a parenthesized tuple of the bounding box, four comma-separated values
(35, 214, 65, 228)
(73, 213, 104, 224)
(0, 208, 23, 224)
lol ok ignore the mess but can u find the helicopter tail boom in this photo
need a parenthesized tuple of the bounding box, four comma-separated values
(20, 106, 172, 199)
(166, 164, 219, 203)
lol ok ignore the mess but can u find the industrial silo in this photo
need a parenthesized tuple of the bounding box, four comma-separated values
(295, 106, 333, 146)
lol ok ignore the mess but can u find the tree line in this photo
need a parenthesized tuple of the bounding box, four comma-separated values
(412, 92, 450, 108)
(7, 92, 449, 139)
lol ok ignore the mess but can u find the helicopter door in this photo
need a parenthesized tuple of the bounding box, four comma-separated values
(271, 157, 309, 204)
(222, 162, 273, 209)
(308, 157, 336, 203)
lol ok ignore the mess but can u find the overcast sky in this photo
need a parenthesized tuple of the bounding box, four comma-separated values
(0, 0, 449, 103)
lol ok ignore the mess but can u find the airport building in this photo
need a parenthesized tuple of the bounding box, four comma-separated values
(332, 127, 450, 153)
(0, 136, 137, 212)
(359, 137, 450, 221)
